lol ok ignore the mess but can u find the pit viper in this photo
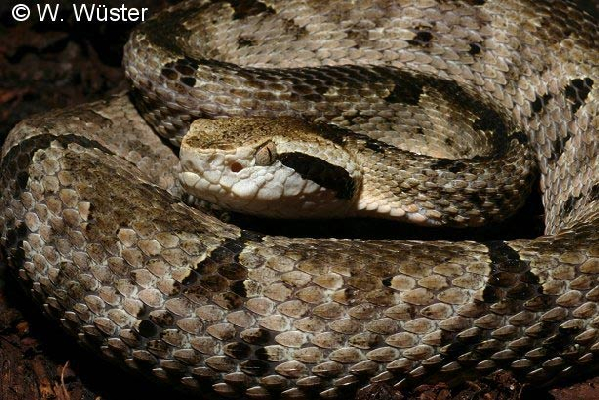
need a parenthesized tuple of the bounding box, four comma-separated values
(1, 0, 597, 399)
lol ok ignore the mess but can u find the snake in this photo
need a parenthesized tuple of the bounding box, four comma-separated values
(1, 0, 597, 399)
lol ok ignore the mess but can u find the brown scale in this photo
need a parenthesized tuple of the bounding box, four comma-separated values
(1, 1, 598, 399)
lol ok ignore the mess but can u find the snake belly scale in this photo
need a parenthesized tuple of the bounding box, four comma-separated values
(0, 0, 598, 399)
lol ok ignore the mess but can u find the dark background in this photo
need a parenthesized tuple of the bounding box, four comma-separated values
(0, 1, 597, 399)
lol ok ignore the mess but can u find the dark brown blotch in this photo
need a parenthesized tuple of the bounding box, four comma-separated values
(472, 108, 507, 139)
(591, 183, 599, 201)
(209, 242, 238, 263)
(239, 230, 264, 242)
(506, 282, 536, 300)
(240, 359, 270, 376)
(238, 37, 255, 47)
(561, 192, 580, 217)
(356, 382, 402, 400)
(182, 269, 200, 285)
(468, 42, 482, 55)
(488, 272, 518, 287)
(218, 263, 248, 280)
(200, 274, 229, 292)
(161, 68, 178, 81)
(180, 77, 196, 87)
(542, 333, 570, 350)
(216, 291, 244, 310)
(524, 295, 553, 312)
(195, 257, 218, 275)
(149, 310, 175, 327)
(230, 280, 248, 297)
(549, 130, 572, 162)
(224, 342, 252, 359)
(482, 285, 502, 303)
(431, 159, 467, 174)
(442, 340, 471, 358)
(314, 122, 348, 146)
(521, 271, 541, 285)
(384, 81, 423, 105)
(486, 241, 528, 273)
(407, 30, 433, 46)
(242, 328, 271, 345)
(511, 131, 528, 144)
(175, 63, 197, 76)
(230, 0, 275, 20)
(363, 137, 389, 154)
(564, 77, 593, 114)
(138, 319, 159, 338)
(254, 347, 275, 361)
(530, 93, 552, 114)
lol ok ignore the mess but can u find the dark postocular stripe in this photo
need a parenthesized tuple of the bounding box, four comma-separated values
(279, 152, 357, 200)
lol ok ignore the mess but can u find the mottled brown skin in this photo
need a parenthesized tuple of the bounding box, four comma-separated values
(181, 116, 535, 226)
(1, 0, 598, 399)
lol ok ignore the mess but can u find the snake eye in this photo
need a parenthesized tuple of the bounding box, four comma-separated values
(255, 141, 277, 166)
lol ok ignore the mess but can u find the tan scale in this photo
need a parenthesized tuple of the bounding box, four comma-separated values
(0, 1, 597, 399)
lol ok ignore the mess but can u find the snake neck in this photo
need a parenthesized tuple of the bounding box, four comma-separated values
(348, 134, 537, 227)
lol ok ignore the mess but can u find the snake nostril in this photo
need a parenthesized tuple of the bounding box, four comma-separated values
(230, 161, 243, 172)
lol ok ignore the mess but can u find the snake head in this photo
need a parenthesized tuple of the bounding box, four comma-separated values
(179, 117, 362, 218)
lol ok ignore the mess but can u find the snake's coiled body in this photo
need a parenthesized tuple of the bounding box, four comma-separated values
(1, 0, 598, 398)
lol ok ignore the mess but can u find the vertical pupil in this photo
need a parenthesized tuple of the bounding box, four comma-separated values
(256, 142, 276, 165)
(266, 147, 272, 162)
